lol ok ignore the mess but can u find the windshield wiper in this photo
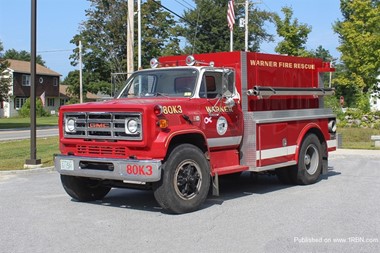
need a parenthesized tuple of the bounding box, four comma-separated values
(155, 92, 169, 98)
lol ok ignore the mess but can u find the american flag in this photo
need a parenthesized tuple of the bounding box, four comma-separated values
(227, 0, 235, 31)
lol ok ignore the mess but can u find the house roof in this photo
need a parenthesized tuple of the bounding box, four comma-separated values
(60, 84, 100, 100)
(6, 59, 61, 76)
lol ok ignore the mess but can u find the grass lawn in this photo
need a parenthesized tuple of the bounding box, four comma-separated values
(0, 136, 59, 171)
(0, 116, 58, 129)
(338, 127, 380, 150)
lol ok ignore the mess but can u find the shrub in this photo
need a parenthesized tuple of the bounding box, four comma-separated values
(18, 98, 49, 118)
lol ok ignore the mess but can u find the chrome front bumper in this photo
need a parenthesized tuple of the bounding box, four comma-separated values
(54, 155, 162, 182)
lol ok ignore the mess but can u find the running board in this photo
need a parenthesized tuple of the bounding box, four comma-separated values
(212, 165, 249, 176)
(212, 165, 249, 196)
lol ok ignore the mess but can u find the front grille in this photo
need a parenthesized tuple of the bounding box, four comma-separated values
(64, 112, 142, 140)
(76, 145, 127, 157)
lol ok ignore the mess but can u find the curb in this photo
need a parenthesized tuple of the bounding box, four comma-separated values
(0, 166, 55, 175)
(332, 149, 380, 156)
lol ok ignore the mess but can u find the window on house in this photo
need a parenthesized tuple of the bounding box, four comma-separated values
(0, 101, 3, 109)
(54, 77, 58, 86)
(22, 75, 31, 86)
(15, 97, 27, 109)
(60, 98, 69, 106)
(47, 98, 55, 107)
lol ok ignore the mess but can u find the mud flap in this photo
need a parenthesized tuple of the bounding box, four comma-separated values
(212, 173, 219, 196)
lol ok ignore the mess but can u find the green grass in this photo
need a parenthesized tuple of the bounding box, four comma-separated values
(338, 127, 380, 150)
(0, 136, 59, 171)
(0, 116, 58, 129)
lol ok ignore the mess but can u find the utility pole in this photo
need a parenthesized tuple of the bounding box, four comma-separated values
(237, 0, 262, 52)
(127, 0, 134, 76)
(79, 40, 83, 103)
(137, 0, 141, 69)
(25, 0, 41, 167)
(245, 0, 249, 51)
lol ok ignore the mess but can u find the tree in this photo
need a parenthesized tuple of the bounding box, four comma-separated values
(309, 45, 335, 63)
(0, 41, 11, 102)
(62, 70, 86, 99)
(3, 49, 46, 66)
(69, 0, 180, 96)
(179, 0, 274, 53)
(273, 7, 311, 56)
(333, 0, 380, 108)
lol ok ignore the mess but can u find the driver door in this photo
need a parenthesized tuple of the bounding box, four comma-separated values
(198, 69, 243, 150)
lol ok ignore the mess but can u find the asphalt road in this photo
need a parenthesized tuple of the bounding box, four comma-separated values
(0, 149, 379, 253)
(0, 127, 58, 141)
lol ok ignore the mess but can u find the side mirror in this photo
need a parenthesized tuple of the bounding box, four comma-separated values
(224, 97, 235, 108)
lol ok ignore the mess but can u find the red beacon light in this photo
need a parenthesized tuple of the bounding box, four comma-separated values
(153, 105, 163, 115)
(150, 58, 159, 68)
(186, 55, 214, 67)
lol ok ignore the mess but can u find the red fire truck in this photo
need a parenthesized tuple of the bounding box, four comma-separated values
(55, 51, 337, 213)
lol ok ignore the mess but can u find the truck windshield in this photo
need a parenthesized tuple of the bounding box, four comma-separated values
(117, 68, 199, 98)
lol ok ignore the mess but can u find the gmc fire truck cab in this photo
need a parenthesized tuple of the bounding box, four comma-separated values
(55, 51, 337, 213)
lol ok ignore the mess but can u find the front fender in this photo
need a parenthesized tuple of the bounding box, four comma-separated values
(150, 125, 208, 159)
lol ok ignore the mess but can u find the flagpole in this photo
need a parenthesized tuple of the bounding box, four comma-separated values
(227, 0, 235, 52)
(230, 30, 233, 52)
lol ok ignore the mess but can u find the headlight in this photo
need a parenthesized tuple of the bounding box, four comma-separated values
(65, 118, 76, 133)
(125, 119, 140, 134)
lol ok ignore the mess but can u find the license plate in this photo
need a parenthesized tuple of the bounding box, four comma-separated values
(60, 159, 74, 171)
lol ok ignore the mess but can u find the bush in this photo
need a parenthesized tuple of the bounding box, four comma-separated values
(18, 98, 49, 118)
(356, 92, 371, 113)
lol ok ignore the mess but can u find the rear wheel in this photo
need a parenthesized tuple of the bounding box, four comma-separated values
(61, 175, 111, 201)
(153, 144, 210, 214)
(291, 134, 322, 185)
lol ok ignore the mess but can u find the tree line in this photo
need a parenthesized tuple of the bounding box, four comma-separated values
(1, 0, 379, 111)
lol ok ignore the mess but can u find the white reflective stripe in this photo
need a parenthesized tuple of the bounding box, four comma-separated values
(327, 139, 337, 148)
(256, 145, 297, 160)
(207, 136, 242, 148)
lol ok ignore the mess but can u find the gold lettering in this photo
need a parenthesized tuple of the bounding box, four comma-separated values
(205, 106, 233, 113)
(162, 105, 183, 114)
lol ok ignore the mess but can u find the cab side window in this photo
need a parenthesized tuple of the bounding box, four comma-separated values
(199, 72, 221, 98)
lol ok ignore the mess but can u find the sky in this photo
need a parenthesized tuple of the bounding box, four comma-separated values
(0, 0, 343, 79)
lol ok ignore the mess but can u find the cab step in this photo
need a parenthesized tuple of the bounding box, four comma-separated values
(212, 165, 249, 176)
(212, 165, 249, 196)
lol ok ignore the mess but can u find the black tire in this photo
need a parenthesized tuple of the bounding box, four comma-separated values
(61, 175, 111, 201)
(290, 134, 323, 185)
(153, 144, 210, 214)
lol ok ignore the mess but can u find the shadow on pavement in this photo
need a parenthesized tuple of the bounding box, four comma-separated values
(75, 169, 341, 214)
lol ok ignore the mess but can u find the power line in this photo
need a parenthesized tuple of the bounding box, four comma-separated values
(176, 0, 195, 10)
(151, 0, 195, 26)
(37, 49, 73, 53)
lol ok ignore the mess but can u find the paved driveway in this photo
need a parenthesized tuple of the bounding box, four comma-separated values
(0, 149, 379, 253)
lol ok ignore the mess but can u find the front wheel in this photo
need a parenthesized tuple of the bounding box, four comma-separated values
(291, 134, 323, 185)
(153, 144, 210, 214)
(61, 175, 111, 201)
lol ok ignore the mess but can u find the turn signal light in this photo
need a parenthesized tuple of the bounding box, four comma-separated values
(158, 119, 169, 129)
